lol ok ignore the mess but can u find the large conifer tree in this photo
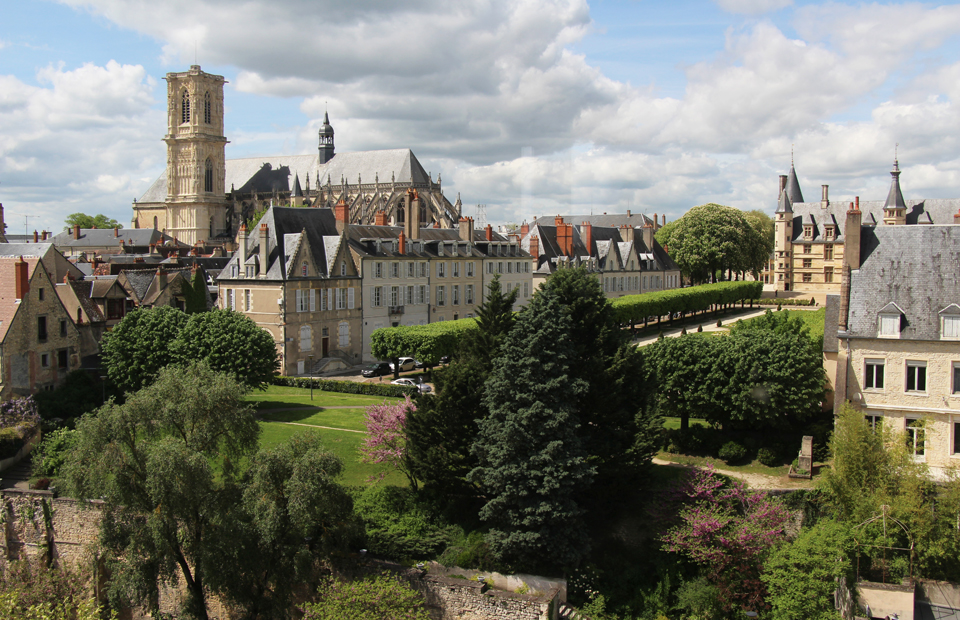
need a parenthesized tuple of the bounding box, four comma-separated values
(469, 289, 594, 572)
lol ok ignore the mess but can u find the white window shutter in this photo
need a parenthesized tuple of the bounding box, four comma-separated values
(310, 289, 316, 312)
(348, 287, 355, 309)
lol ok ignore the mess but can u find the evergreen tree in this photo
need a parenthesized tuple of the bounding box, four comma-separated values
(469, 289, 594, 572)
(181, 267, 210, 314)
(406, 275, 518, 501)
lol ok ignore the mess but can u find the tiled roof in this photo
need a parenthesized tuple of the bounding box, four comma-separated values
(50, 229, 168, 248)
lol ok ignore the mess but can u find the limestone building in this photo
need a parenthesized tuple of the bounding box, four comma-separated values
(133, 66, 461, 244)
(827, 222, 960, 478)
(774, 158, 960, 293)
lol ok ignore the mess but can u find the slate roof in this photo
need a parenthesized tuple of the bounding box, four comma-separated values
(520, 222, 678, 274)
(531, 213, 655, 229)
(50, 228, 171, 248)
(846, 225, 960, 340)
(61, 280, 105, 323)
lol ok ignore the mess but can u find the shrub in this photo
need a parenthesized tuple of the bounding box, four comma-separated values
(32, 428, 78, 478)
(273, 376, 417, 398)
(716, 318, 722, 327)
(718, 441, 748, 464)
(697, 325, 703, 332)
(756, 447, 780, 467)
(353, 486, 456, 560)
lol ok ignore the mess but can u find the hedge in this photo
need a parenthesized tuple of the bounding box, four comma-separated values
(755, 298, 816, 307)
(273, 376, 418, 398)
(369, 318, 479, 366)
(611, 281, 763, 326)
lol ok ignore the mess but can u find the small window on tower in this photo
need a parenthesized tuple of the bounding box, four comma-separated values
(181, 89, 190, 124)
(204, 158, 213, 193)
(204, 92, 212, 124)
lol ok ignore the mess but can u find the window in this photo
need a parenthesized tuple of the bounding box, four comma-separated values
(372, 286, 382, 307)
(498, 262, 503, 274)
(336, 288, 347, 310)
(437, 262, 446, 278)
(417, 285, 426, 305)
(954, 362, 960, 394)
(204, 92, 212, 124)
(245, 289, 252, 312)
(453, 262, 460, 277)
(453, 285, 460, 305)
(802, 258, 812, 268)
(299, 325, 312, 352)
(803, 226, 813, 239)
(866, 414, 883, 433)
(38, 316, 47, 342)
(406, 286, 414, 305)
(181, 89, 190, 123)
(57, 349, 68, 370)
(906, 361, 927, 392)
(59, 320, 67, 337)
(507, 262, 513, 274)
(296, 290, 310, 312)
(466, 284, 474, 305)
(524, 282, 530, 298)
(407, 262, 415, 278)
(879, 314, 900, 337)
(340, 262, 347, 276)
(487, 262, 494, 274)
(375, 262, 383, 278)
(436, 286, 446, 306)
(825, 226, 835, 240)
(41, 353, 50, 368)
(246, 265, 254, 277)
(906, 418, 925, 457)
(338, 321, 349, 347)
(824, 245, 834, 260)
(391, 262, 400, 278)
(418, 262, 427, 278)
(943, 315, 960, 339)
(865, 359, 885, 389)
(802, 273, 812, 283)
(467, 262, 475, 277)
(824, 268, 833, 283)
(205, 158, 213, 193)
(390, 286, 399, 307)
(38, 288, 44, 301)
(225, 289, 235, 310)
(803, 243, 811, 254)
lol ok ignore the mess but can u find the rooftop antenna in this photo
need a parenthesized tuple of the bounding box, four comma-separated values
(475, 204, 487, 229)
(791, 144, 794, 166)
(22, 214, 37, 240)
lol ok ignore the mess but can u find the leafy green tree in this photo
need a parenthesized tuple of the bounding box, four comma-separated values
(762, 521, 854, 620)
(406, 275, 519, 500)
(64, 213, 123, 230)
(643, 334, 725, 431)
(100, 306, 187, 393)
(62, 363, 260, 620)
(181, 268, 210, 314)
(172, 309, 280, 389)
(664, 204, 767, 283)
(744, 209, 775, 255)
(469, 288, 594, 572)
(302, 573, 431, 620)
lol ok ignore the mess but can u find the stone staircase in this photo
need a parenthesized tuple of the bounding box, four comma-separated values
(0, 455, 33, 490)
(559, 603, 589, 619)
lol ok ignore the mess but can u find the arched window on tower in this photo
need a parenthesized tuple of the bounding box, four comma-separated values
(181, 89, 191, 124)
(204, 92, 211, 124)
(204, 158, 214, 193)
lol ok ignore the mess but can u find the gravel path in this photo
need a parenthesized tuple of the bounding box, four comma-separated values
(652, 457, 812, 491)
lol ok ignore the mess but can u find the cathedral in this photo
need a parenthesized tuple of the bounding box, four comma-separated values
(132, 66, 462, 245)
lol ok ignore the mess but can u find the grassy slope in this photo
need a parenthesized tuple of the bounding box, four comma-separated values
(247, 385, 403, 409)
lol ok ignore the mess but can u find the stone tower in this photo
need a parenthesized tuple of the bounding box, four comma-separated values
(162, 65, 228, 244)
(774, 174, 794, 291)
(319, 111, 335, 164)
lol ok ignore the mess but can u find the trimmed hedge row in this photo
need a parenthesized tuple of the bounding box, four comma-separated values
(369, 317, 479, 366)
(755, 298, 817, 307)
(611, 281, 763, 326)
(273, 376, 418, 398)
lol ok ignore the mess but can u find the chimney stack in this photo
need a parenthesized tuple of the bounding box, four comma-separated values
(954, 208, 960, 225)
(238, 224, 249, 274)
(32, 230, 38, 243)
(458, 217, 473, 242)
(41, 230, 48, 241)
(529, 236, 540, 263)
(73, 224, 81, 240)
(661, 215, 665, 227)
(620, 224, 635, 243)
(14, 256, 28, 299)
(821, 185, 829, 209)
(398, 230, 407, 255)
(653, 213, 658, 230)
(555, 215, 564, 226)
(0, 204, 5, 237)
(520, 222, 529, 235)
(374, 211, 388, 226)
(334, 199, 349, 234)
(259, 223, 270, 276)
(557, 222, 573, 256)
(156, 268, 167, 290)
(114, 227, 120, 237)
(581, 222, 593, 253)
(845, 200, 862, 271)
(779, 174, 788, 195)
(485, 224, 493, 241)
(641, 223, 654, 250)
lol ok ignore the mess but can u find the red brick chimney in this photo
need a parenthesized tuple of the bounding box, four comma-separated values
(32, 230, 38, 243)
(520, 222, 529, 235)
(259, 222, 269, 275)
(334, 199, 349, 233)
(41, 230, 48, 241)
(555, 215, 564, 227)
(581, 222, 593, 253)
(529, 236, 539, 262)
(114, 227, 119, 237)
(73, 224, 80, 240)
(557, 222, 573, 256)
(14, 256, 28, 299)
(398, 230, 406, 255)
(485, 224, 493, 241)
(374, 211, 388, 226)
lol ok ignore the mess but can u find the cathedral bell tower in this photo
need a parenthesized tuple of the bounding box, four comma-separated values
(163, 65, 228, 245)
(319, 111, 335, 164)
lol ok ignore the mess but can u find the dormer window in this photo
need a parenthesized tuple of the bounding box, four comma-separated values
(803, 225, 813, 239)
(878, 314, 900, 338)
(940, 305, 960, 340)
(825, 226, 835, 240)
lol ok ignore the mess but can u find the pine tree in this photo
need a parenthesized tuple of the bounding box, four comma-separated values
(469, 289, 594, 572)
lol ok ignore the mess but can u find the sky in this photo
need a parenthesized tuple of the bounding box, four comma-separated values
(2, 0, 960, 233)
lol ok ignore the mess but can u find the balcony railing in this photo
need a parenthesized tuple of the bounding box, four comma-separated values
(388, 305, 405, 315)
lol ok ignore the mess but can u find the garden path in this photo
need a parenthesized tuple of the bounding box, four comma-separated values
(652, 457, 811, 491)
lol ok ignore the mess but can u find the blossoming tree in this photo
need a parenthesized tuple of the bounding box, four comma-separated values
(360, 396, 419, 488)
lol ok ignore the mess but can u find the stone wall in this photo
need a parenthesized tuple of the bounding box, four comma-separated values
(1, 489, 103, 569)
(421, 575, 558, 620)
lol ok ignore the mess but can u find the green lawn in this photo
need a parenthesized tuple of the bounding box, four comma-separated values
(662, 417, 708, 430)
(261, 408, 368, 431)
(727, 307, 826, 341)
(259, 421, 407, 487)
(247, 385, 403, 410)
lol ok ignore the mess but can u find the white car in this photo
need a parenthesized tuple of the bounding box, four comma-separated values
(389, 357, 417, 372)
(391, 378, 433, 393)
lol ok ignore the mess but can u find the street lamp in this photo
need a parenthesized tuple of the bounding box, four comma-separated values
(307, 354, 314, 400)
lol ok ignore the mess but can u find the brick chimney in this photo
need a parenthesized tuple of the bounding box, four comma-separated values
(41, 230, 48, 241)
(845, 199, 862, 271)
(555, 215, 564, 227)
(374, 211, 388, 226)
(32, 230, 38, 243)
(580, 222, 593, 253)
(14, 256, 28, 299)
(620, 224, 635, 243)
(520, 222, 529, 235)
(0, 204, 5, 237)
(557, 222, 573, 256)
(459, 217, 473, 242)
(398, 230, 407, 255)
(955, 208, 960, 225)
(114, 227, 120, 238)
(238, 223, 249, 274)
(334, 199, 349, 234)
(156, 268, 167, 290)
(653, 213, 658, 230)
(259, 223, 270, 276)
(73, 224, 81, 240)
(485, 224, 493, 241)
(821, 185, 829, 209)
(779, 174, 788, 195)
(529, 235, 539, 263)
(641, 223, 654, 251)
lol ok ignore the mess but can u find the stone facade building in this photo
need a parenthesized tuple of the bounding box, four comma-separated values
(774, 158, 960, 293)
(133, 66, 461, 245)
(827, 222, 960, 478)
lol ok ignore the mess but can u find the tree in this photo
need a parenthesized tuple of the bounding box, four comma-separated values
(359, 396, 419, 488)
(64, 213, 122, 230)
(172, 309, 279, 389)
(762, 521, 855, 620)
(405, 275, 519, 500)
(663, 204, 767, 283)
(100, 305, 187, 393)
(181, 267, 210, 314)
(469, 288, 594, 572)
(62, 363, 260, 619)
(662, 466, 789, 612)
(643, 334, 726, 431)
(744, 210, 775, 255)
(302, 573, 431, 620)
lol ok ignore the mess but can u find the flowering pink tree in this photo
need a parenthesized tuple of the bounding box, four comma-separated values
(359, 396, 419, 488)
(661, 466, 789, 612)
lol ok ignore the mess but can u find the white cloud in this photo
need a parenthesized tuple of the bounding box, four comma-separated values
(0, 39, 8, 51)
(714, 0, 792, 16)
(0, 61, 163, 232)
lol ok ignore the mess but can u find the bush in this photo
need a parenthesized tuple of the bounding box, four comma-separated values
(32, 371, 102, 420)
(718, 441, 748, 464)
(353, 486, 456, 560)
(716, 318, 722, 327)
(273, 376, 417, 398)
(663, 426, 723, 457)
(437, 530, 499, 571)
(32, 428, 78, 478)
(756, 447, 780, 467)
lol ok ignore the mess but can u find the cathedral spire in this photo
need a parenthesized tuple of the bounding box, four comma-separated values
(319, 111, 335, 164)
(883, 155, 906, 212)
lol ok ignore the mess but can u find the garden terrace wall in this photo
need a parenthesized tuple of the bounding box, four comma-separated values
(611, 281, 763, 326)
(422, 575, 559, 620)
(273, 376, 418, 398)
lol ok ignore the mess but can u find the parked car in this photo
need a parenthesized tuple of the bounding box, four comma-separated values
(391, 378, 433, 394)
(361, 362, 392, 378)
(389, 357, 417, 372)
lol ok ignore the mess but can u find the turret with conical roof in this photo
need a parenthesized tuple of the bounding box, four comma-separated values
(882, 157, 907, 225)
(319, 111, 335, 164)
(786, 159, 804, 204)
